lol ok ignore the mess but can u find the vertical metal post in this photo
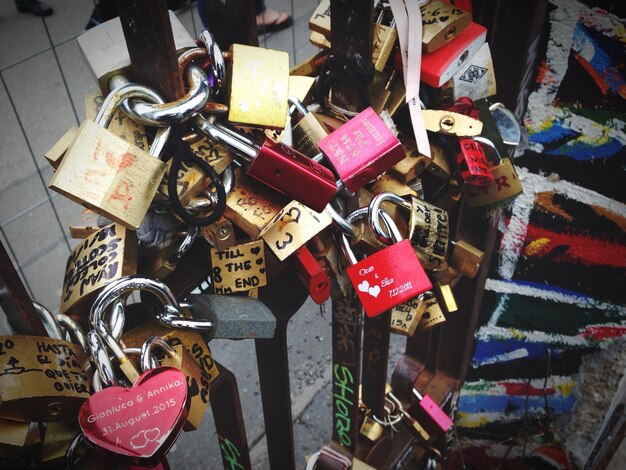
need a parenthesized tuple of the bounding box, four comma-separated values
(329, 0, 374, 112)
(0, 241, 47, 335)
(116, 0, 185, 102)
(202, 0, 258, 49)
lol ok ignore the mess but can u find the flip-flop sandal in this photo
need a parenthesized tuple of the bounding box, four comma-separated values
(257, 9, 293, 33)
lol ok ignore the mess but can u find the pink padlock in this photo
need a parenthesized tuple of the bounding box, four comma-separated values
(317, 107, 406, 193)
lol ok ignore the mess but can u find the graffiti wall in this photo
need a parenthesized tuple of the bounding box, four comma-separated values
(454, 0, 626, 467)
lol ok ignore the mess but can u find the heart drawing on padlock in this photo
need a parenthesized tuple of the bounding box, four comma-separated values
(78, 367, 188, 462)
(358, 280, 370, 293)
(368, 285, 381, 298)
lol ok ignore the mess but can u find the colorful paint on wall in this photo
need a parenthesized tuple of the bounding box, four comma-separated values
(456, 1, 626, 468)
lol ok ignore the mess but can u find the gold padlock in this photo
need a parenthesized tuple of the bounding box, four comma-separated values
(210, 239, 268, 294)
(450, 240, 484, 278)
(201, 216, 237, 251)
(0, 419, 44, 468)
(433, 280, 458, 314)
(407, 196, 450, 270)
(40, 421, 81, 468)
(391, 296, 427, 337)
(388, 134, 431, 183)
(49, 88, 168, 230)
(69, 209, 110, 239)
(369, 70, 394, 114)
(44, 125, 78, 169)
(359, 414, 384, 442)
(289, 99, 330, 158)
(372, 6, 397, 72)
(0, 336, 91, 422)
(421, 0, 471, 53)
(417, 294, 446, 330)
(161, 343, 210, 431)
(308, 0, 331, 38)
(370, 174, 418, 198)
(60, 223, 137, 316)
(227, 44, 289, 129)
(224, 169, 288, 239)
(309, 30, 331, 50)
(465, 157, 523, 208)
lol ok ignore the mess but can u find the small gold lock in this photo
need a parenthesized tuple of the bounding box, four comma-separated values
(309, 30, 331, 50)
(418, 294, 446, 330)
(201, 216, 237, 251)
(450, 240, 484, 279)
(290, 50, 328, 77)
(360, 414, 384, 442)
(308, 0, 331, 38)
(372, 21, 398, 72)
(41, 421, 81, 467)
(369, 70, 394, 114)
(227, 44, 289, 129)
(388, 134, 430, 183)
(421, 0, 471, 53)
(465, 157, 523, 208)
(391, 296, 427, 337)
(44, 126, 78, 169)
(210, 239, 268, 294)
(434, 281, 458, 314)
(224, 169, 289, 239)
(60, 223, 137, 316)
(370, 174, 418, 198)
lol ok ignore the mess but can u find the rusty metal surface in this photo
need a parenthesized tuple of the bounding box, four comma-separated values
(201, 0, 258, 50)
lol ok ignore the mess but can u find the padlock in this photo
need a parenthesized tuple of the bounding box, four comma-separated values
(140, 227, 199, 280)
(308, 0, 331, 38)
(489, 102, 521, 154)
(289, 50, 328, 77)
(388, 134, 431, 183)
(226, 44, 288, 129)
(369, 69, 395, 114)
(309, 30, 331, 50)
(69, 209, 111, 239)
(40, 421, 81, 468)
(464, 136, 523, 208)
(84, 92, 149, 152)
(417, 293, 446, 330)
(447, 42, 497, 102)
(390, 294, 426, 337)
(456, 137, 495, 187)
(359, 413, 384, 442)
(0, 419, 43, 468)
(44, 125, 78, 169)
(140, 336, 209, 432)
(318, 107, 406, 193)
(289, 97, 330, 158)
(449, 240, 484, 278)
(0, 335, 91, 422)
(387, 391, 431, 441)
(210, 239, 268, 294)
(195, 115, 337, 213)
(49, 84, 169, 230)
(201, 215, 237, 250)
(422, 108, 483, 136)
(264, 77, 317, 145)
(421, 0, 471, 53)
(78, 365, 188, 466)
(369, 174, 419, 198)
(432, 278, 458, 314)
(60, 222, 137, 317)
(409, 388, 453, 437)
(421, 21, 487, 88)
(372, 5, 398, 72)
(258, 200, 333, 261)
(369, 192, 449, 270)
(341, 209, 431, 318)
(291, 246, 331, 304)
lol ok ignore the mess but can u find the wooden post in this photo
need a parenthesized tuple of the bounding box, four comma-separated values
(202, 0, 258, 49)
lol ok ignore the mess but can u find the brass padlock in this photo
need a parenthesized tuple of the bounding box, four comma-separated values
(309, 30, 331, 50)
(421, 0, 471, 53)
(210, 239, 268, 294)
(40, 421, 81, 468)
(49, 85, 169, 229)
(391, 295, 426, 337)
(0, 336, 91, 422)
(388, 134, 431, 183)
(289, 98, 330, 158)
(417, 293, 446, 330)
(433, 280, 458, 314)
(309, 0, 331, 38)
(142, 337, 210, 432)
(227, 44, 289, 129)
(372, 6, 397, 72)
(60, 223, 137, 316)
(369, 69, 394, 114)
(450, 240, 484, 279)
(69, 209, 110, 239)
(44, 125, 78, 169)
(0, 419, 44, 468)
(369, 174, 419, 198)
(224, 169, 288, 239)
(201, 215, 237, 251)
(360, 414, 384, 442)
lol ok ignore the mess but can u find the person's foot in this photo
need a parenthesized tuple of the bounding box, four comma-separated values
(256, 8, 292, 33)
(15, 0, 53, 17)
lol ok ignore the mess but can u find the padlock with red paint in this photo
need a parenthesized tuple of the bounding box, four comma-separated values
(456, 138, 495, 187)
(195, 115, 337, 213)
(317, 107, 405, 193)
(340, 210, 431, 318)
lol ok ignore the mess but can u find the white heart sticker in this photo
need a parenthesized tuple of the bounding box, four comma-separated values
(357, 280, 370, 293)
(368, 285, 381, 298)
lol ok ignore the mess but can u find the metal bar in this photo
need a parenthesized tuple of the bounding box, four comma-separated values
(116, 0, 185, 102)
(201, 0, 258, 50)
(329, 0, 374, 111)
(256, 267, 309, 470)
(0, 240, 47, 335)
(210, 362, 252, 470)
(361, 311, 391, 419)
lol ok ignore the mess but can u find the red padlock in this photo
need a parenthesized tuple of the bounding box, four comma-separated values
(340, 210, 431, 318)
(317, 107, 406, 193)
(456, 137, 495, 187)
(195, 115, 337, 213)
(291, 246, 331, 304)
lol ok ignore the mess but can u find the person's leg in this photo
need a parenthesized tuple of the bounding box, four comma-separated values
(256, 1, 292, 33)
(15, 0, 53, 17)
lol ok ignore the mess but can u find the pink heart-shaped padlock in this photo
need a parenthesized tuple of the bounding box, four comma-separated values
(79, 366, 188, 462)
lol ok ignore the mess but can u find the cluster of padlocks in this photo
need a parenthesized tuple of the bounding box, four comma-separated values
(0, 1, 524, 468)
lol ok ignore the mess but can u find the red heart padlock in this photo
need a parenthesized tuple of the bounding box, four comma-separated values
(78, 367, 188, 463)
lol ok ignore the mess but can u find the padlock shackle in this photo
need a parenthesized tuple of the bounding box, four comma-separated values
(472, 136, 502, 164)
(140, 336, 176, 373)
(32, 300, 64, 340)
(194, 115, 257, 160)
(57, 313, 88, 353)
(197, 29, 225, 89)
(87, 329, 119, 388)
(155, 312, 214, 332)
(120, 64, 211, 126)
(287, 96, 308, 117)
(186, 165, 235, 213)
(368, 192, 411, 244)
(339, 207, 395, 265)
(326, 203, 357, 236)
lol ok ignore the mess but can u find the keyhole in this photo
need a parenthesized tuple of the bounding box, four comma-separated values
(274, 169, 282, 176)
(439, 115, 455, 132)
(445, 26, 457, 41)
(457, 50, 469, 66)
